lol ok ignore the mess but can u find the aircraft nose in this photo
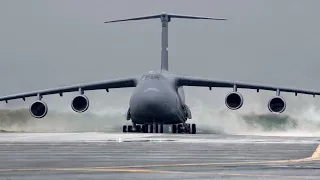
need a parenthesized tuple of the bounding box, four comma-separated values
(141, 89, 168, 112)
(131, 87, 175, 116)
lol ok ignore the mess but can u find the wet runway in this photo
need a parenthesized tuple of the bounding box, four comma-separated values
(0, 133, 320, 179)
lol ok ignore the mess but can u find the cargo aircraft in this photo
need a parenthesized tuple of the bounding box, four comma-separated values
(1, 13, 319, 134)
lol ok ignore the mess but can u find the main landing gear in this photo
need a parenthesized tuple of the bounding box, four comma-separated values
(171, 123, 196, 134)
(122, 123, 197, 134)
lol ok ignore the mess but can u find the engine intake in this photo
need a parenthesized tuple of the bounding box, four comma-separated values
(71, 95, 89, 113)
(29, 100, 48, 118)
(268, 96, 286, 113)
(225, 92, 243, 110)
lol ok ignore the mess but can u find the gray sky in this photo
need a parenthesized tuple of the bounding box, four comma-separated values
(0, 0, 320, 114)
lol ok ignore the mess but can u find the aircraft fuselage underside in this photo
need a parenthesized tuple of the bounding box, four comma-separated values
(130, 106, 185, 124)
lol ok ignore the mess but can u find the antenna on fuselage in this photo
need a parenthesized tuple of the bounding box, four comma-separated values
(104, 13, 226, 71)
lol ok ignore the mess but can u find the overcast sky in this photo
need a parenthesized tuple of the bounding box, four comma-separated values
(0, 0, 319, 114)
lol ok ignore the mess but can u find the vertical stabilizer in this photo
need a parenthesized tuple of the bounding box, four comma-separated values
(160, 14, 170, 71)
(104, 13, 226, 71)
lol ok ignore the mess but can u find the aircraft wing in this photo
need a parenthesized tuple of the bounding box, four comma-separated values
(0, 76, 138, 102)
(175, 75, 320, 96)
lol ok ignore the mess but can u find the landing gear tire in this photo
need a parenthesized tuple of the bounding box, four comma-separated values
(142, 125, 148, 133)
(177, 124, 183, 133)
(128, 125, 133, 132)
(122, 125, 127, 132)
(191, 124, 196, 134)
(149, 124, 153, 133)
(135, 125, 141, 132)
(160, 124, 164, 133)
(155, 124, 159, 133)
(172, 124, 177, 133)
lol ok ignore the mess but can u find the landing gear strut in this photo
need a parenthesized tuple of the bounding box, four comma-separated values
(122, 123, 196, 134)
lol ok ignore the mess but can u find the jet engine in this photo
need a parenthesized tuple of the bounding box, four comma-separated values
(225, 92, 243, 110)
(29, 100, 48, 118)
(268, 96, 286, 113)
(71, 94, 89, 113)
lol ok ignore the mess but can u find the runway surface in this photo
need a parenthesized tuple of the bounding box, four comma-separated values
(0, 133, 320, 180)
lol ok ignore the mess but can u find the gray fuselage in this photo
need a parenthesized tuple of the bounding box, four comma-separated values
(129, 70, 187, 124)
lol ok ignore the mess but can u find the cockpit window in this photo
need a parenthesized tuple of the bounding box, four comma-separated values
(141, 74, 163, 80)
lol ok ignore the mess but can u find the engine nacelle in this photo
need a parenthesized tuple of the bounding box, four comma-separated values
(225, 92, 244, 110)
(268, 96, 286, 113)
(29, 100, 48, 118)
(71, 94, 89, 113)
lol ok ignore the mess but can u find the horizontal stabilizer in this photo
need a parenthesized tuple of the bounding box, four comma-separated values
(104, 15, 161, 23)
(104, 12, 227, 23)
(168, 13, 227, 21)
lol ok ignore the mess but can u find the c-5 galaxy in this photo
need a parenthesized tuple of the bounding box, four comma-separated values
(1, 13, 320, 134)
